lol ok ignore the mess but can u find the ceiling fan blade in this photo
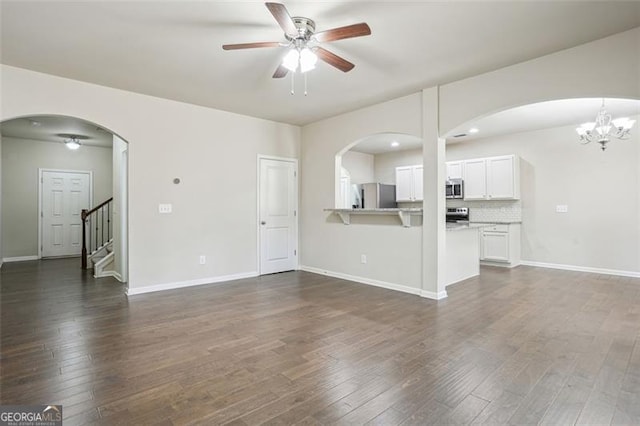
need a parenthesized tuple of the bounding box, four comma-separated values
(265, 2, 298, 37)
(314, 23, 371, 43)
(315, 47, 355, 72)
(222, 41, 281, 50)
(273, 64, 288, 79)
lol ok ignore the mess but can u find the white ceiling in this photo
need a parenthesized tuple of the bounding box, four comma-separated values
(0, 116, 113, 147)
(349, 98, 640, 153)
(351, 132, 422, 155)
(1, 2, 639, 126)
(446, 98, 640, 143)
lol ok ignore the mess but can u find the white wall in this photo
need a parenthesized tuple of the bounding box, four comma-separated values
(0, 65, 300, 291)
(1, 136, 112, 258)
(112, 135, 128, 281)
(301, 93, 424, 292)
(301, 27, 639, 298)
(439, 28, 640, 135)
(341, 151, 374, 184)
(447, 117, 640, 274)
(374, 148, 422, 185)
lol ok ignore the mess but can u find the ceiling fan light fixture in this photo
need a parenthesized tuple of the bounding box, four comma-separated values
(282, 49, 299, 72)
(65, 137, 81, 150)
(299, 48, 317, 73)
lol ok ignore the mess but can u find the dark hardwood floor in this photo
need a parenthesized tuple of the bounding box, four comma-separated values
(1, 258, 639, 425)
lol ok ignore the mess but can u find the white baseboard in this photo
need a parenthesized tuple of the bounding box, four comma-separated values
(94, 270, 123, 282)
(2, 255, 39, 263)
(127, 271, 258, 296)
(420, 289, 448, 300)
(299, 265, 447, 300)
(520, 260, 640, 278)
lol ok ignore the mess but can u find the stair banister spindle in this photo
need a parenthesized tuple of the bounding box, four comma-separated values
(81, 197, 114, 270)
(101, 207, 104, 248)
(107, 203, 111, 242)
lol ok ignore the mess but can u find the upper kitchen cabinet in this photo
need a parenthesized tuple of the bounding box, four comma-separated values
(445, 161, 464, 180)
(395, 165, 423, 202)
(463, 155, 520, 200)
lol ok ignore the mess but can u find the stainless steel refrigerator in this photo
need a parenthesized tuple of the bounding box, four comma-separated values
(352, 183, 397, 209)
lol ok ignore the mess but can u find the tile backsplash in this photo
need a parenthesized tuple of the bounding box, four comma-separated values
(447, 199, 522, 223)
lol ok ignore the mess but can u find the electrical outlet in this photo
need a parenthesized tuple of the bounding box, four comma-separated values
(361, 254, 367, 264)
(159, 203, 172, 214)
(556, 205, 568, 213)
(199, 255, 206, 265)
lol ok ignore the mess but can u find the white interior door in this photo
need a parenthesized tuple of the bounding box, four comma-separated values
(41, 170, 91, 258)
(259, 158, 298, 274)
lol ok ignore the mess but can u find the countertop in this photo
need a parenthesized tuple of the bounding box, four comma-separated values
(446, 222, 491, 232)
(469, 220, 522, 224)
(325, 208, 423, 212)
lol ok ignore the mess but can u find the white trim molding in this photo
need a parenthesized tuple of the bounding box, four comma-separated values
(94, 270, 123, 282)
(520, 260, 640, 278)
(420, 290, 448, 300)
(299, 265, 447, 300)
(3, 255, 39, 263)
(127, 271, 258, 296)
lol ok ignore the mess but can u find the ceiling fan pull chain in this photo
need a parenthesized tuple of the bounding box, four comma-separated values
(304, 73, 308, 96)
(290, 71, 295, 95)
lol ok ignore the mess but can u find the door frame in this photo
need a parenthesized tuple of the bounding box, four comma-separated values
(38, 168, 93, 259)
(256, 155, 299, 275)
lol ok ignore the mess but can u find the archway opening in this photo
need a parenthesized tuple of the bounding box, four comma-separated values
(334, 132, 423, 209)
(441, 97, 639, 276)
(0, 114, 130, 283)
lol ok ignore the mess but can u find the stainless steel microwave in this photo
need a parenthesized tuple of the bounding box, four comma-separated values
(446, 179, 464, 199)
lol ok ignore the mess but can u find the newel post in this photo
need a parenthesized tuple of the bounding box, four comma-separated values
(81, 209, 88, 269)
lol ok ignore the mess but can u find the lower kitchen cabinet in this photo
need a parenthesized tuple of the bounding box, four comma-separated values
(479, 223, 521, 267)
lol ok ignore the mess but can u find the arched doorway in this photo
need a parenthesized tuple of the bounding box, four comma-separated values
(441, 97, 640, 277)
(0, 114, 130, 282)
(334, 132, 424, 209)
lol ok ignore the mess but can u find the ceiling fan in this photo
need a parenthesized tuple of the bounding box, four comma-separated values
(222, 2, 371, 79)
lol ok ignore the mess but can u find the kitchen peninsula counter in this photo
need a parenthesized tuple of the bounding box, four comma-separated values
(325, 208, 422, 227)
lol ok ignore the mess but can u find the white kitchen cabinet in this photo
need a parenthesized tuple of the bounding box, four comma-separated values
(395, 165, 423, 202)
(462, 159, 487, 200)
(479, 224, 521, 267)
(446, 161, 464, 180)
(413, 166, 423, 201)
(463, 155, 520, 200)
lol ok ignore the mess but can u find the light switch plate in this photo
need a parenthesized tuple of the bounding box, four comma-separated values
(159, 203, 172, 214)
(556, 205, 568, 213)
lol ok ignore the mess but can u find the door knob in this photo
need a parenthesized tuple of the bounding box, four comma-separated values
(261, 221, 266, 225)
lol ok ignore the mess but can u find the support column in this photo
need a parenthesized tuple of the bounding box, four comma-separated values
(421, 87, 447, 299)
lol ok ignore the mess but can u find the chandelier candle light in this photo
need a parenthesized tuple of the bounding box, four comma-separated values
(576, 100, 636, 151)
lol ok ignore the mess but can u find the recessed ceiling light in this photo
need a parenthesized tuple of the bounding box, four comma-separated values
(391, 141, 400, 147)
(469, 127, 479, 134)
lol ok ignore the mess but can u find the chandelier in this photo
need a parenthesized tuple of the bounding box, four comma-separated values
(576, 100, 636, 151)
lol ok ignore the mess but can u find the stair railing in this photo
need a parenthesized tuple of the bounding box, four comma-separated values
(81, 197, 114, 269)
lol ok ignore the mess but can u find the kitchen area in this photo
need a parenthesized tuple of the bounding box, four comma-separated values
(327, 132, 523, 288)
(444, 154, 522, 285)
